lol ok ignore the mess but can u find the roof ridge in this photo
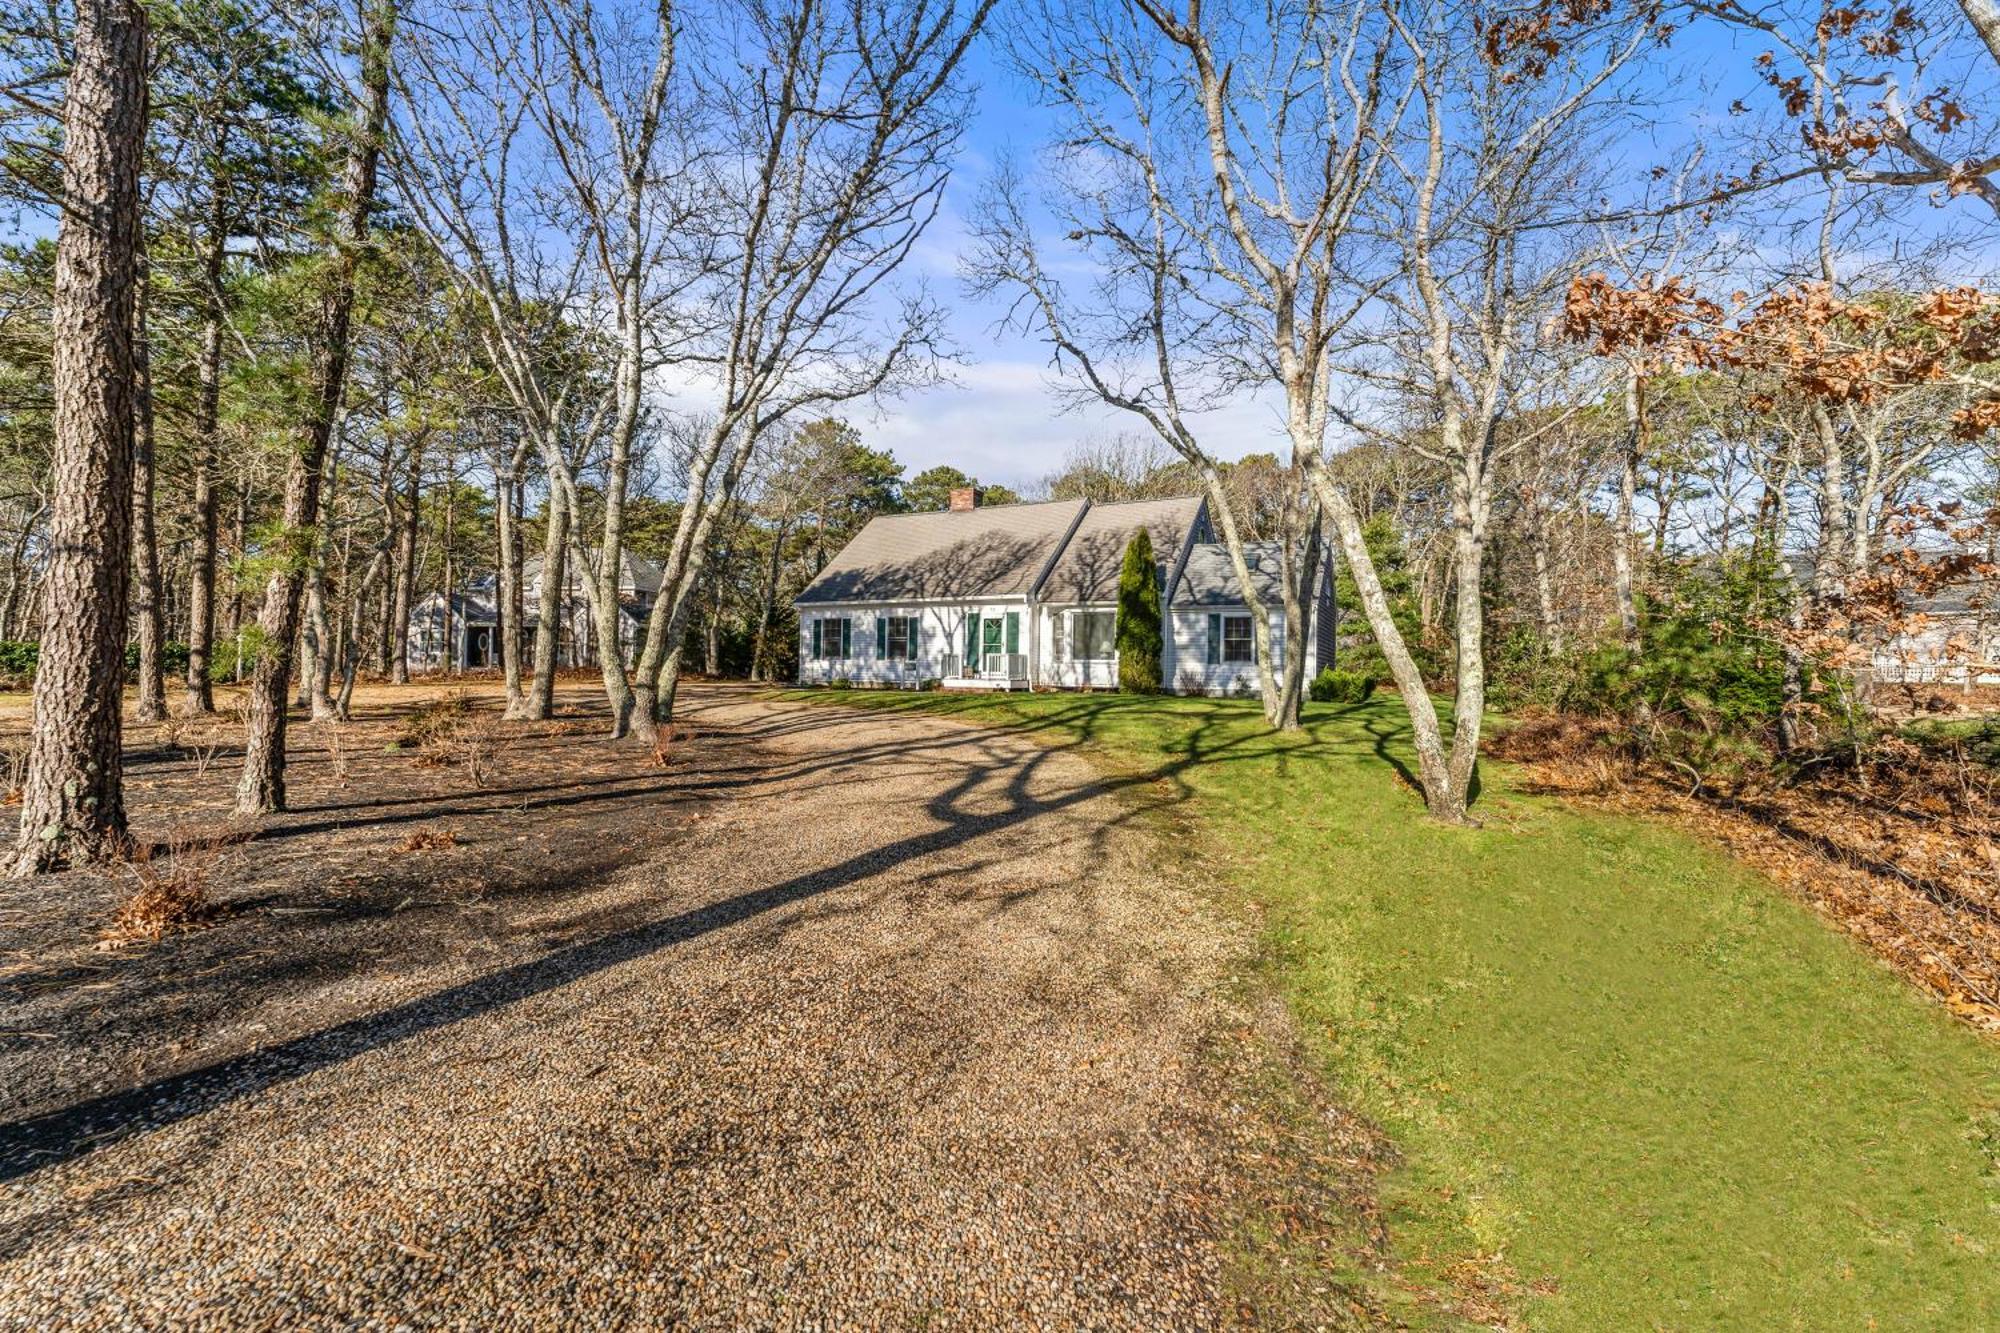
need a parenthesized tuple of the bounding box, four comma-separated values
(1076, 494, 1201, 509)
(871, 496, 1083, 519)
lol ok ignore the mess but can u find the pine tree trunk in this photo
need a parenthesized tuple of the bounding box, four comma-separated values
(390, 442, 419, 683)
(226, 477, 249, 679)
(129, 239, 166, 724)
(236, 0, 394, 816)
(183, 194, 227, 714)
(14, 0, 147, 874)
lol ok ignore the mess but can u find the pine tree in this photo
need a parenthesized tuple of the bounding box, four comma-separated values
(1116, 529, 1162, 693)
(13, 0, 149, 873)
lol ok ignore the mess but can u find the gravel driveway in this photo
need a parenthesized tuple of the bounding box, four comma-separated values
(0, 687, 1365, 1329)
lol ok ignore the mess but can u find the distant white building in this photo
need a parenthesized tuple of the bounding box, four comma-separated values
(791, 489, 1334, 694)
(408, 549, 665, 671)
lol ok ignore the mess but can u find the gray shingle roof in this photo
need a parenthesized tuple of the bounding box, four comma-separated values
(1038, 496, 1205, 603)
(795, 499, 1088, 604)
(523, 549, 664, 599)
(1171, 541, 1293, 607)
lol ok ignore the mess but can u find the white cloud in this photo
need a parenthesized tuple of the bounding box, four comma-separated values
(858, 353, 1292, 490)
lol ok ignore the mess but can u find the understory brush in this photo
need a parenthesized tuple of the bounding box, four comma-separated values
(101, 823, 249, 946)
(396, 691, 501, 785)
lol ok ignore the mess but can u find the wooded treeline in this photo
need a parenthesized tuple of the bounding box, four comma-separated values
(3, 0, 1999, 874)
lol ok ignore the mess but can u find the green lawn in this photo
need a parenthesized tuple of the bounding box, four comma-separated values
(779, 687, 2000, 1330)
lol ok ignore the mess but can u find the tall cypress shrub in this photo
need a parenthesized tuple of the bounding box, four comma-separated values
(1117, 529, 1163, 693)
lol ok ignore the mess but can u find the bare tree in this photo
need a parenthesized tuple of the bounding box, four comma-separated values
(628, 0, 994, 732)
(390, 0, 668, 725)
(14, 0, 147, 873)
(1335, 3, 1651, 817)
(970, 0, 1402, 732)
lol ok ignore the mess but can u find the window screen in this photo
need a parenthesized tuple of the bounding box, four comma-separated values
(815, 617, 851, 660)
(1071, 610, 1116, 660)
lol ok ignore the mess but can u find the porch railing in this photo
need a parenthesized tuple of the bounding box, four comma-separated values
(941, 652, 1027, 683)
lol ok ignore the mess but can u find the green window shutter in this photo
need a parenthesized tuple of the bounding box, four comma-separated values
(965, 615, 978, 664)
(812, 619, 823, 659)
(876, 616, 887, 656)
(1005, 611, 1019, 654)
(1206, 613, 1220, 665)
(840, 619, 852, 658)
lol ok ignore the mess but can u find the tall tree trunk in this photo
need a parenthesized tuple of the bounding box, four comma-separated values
(704, 594, 720, 676)
(496, 444, 527, 714)
(1444, 453, 1489, 809)
(129, 237, 165, 723)
(1811, 403, 1848, 600)
(441, 454, 456, 673)
(390, 440, 419, 682)
(1272, 509, 1321, 729)
(524, 484, 568, 720)
(1530, 504, 1559, 649)
(1613, 366, 1644, 651)
(750, 517, 791, 683)
(1199, 469, 1283, 720)
(639, 429, 756, 727)
(0, 500, 44, 640)
(183, 190, 227, 713)
(14, 0, 147, 874)
(236, 0, 394, 816)
(1306, 457, 1466, 824)
(339, 547, 386, 718)
(303, 441, 342, 720)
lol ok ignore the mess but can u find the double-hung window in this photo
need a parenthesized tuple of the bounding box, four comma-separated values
(1069, 610, 1116, 661)
(810, 617, 852, 660)
(876, 615, 916, 661)
(1206, 612, 1256, 664)
(1222, 614, 1254, 663)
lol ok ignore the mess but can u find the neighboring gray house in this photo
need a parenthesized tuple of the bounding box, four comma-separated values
(1867, 575, 1999, 686)
(793, 486, 1334, 694)
(408, 548, 665, 671)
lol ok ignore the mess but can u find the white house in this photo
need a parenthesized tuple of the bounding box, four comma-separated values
(408, 548, 664, 671)
(793, 487, 1335, 694)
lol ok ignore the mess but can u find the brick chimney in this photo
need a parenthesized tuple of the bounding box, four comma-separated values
(948, 485, 980, 512)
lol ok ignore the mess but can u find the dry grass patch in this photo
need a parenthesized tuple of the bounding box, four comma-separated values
(396, 826, 460, 853)
(397, 691, 502, 785)
(100, 823, 250, 947)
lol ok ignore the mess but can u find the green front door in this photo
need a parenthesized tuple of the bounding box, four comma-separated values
(981, 615, 1004, 672)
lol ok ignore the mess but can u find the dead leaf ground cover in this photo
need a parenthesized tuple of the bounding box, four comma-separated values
(0, 680, 705, 1126)
(787, 685, 2000, 1331)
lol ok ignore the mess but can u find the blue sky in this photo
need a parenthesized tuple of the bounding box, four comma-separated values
(853, 42, 1293, 492)
(853, 14, 2000, 493)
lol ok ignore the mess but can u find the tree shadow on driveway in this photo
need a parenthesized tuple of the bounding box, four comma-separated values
(0, 692, 1280, 1183)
